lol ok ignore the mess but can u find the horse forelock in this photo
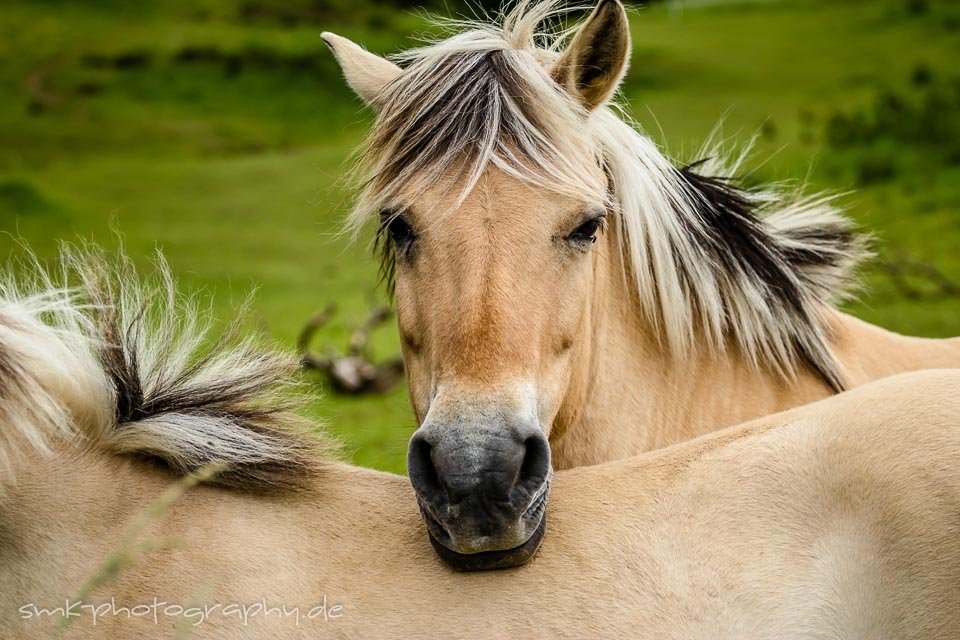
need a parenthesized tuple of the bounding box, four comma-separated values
(351, 0, 868, 389)
(355, 38, 600, 224)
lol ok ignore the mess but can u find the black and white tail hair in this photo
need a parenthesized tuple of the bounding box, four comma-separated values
(0, 245, 328, 491)
(350, 0, 868, 391)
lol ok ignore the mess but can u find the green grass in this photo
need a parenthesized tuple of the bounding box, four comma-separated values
(2, 0, 958, 473)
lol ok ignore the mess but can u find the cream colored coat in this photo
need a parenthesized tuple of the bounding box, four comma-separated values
(3, 370, 960, 639)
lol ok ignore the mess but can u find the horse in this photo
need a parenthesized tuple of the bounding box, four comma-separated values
(2, 248, 960, 636)
(322, 0, 960, 557)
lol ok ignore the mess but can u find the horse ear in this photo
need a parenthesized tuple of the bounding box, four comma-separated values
(322, 32, 402, 108)
(551, 0, 631, 111)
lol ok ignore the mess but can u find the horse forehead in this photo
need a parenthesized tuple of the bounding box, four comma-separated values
(426, 203, 552, 267)
(426, 176, 568, 237)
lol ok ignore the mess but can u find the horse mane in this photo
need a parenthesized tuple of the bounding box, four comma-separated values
(350, 0, 868, 391)
(0, 245, 330, 491)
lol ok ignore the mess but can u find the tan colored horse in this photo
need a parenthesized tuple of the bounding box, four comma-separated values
(2, 249, 960, 637)
(323, 0, 960, 557)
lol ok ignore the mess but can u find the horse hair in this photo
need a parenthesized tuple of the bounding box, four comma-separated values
(353, 0, 868, 390)
(0, 246, 329, 491)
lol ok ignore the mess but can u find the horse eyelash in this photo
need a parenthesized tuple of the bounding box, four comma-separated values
(375, 209, 417, 295)
(375, 211, 399, 295)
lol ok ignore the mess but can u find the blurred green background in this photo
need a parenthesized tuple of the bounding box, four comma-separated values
(2, 0, 959, 474)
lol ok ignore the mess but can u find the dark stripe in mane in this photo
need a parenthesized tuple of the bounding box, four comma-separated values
(83, 264, 324, 493)
(0, 249, 331, 492)
(374, 49, 548, 189)
(677, 161, 850, 392)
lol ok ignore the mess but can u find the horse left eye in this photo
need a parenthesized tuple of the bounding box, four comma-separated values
(567, 217, 605, 244)
(380, 210, 416, 246)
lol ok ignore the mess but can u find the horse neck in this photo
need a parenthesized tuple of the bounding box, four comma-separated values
(549, 230, 833, 469)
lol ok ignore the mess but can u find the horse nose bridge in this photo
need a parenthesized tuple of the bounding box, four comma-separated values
(431, 260, 543, 377)
(412, 386, 544, 492)
(439, 316, 535, 380)
(417, 400, 538, 454)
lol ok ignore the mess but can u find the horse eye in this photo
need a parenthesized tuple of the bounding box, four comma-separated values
(381, 212, 416, 246)
(567, 216, 605, 245)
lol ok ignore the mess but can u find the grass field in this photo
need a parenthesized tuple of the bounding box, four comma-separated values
(2, 0, 959, 474)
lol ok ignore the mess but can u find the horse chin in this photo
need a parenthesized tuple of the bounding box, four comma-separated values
(427, 513, 547, 572)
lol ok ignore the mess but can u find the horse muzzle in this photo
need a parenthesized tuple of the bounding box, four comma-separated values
(407, 416, 552, 571)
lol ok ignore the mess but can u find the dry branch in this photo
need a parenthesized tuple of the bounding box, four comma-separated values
(298, 304, 404, 395)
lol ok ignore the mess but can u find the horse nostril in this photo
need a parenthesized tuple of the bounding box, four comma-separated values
(408, 432, 444, 504)
(512, 435, 551, 505)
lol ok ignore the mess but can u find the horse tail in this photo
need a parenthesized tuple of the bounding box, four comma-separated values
(0, 245, 328, 491)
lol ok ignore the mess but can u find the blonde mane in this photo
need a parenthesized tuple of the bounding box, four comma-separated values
(349, 0, 867, 390)
(0, 246, 329, 491)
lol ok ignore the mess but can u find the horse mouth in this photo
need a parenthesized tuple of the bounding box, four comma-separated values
(418, 486, 549, 572)
(427, 512, 547, 571)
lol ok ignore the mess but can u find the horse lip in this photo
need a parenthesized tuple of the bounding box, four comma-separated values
(416, 478, 551, 570)
(428, 512, 548, 572)
(418, 501, 454, 545)
(522, 477, 551, 518)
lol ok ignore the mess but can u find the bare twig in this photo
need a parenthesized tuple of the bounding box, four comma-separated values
(297, 304, 337, 370)
(298, 304, 404, 395)
(348, 305, 393, 357)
